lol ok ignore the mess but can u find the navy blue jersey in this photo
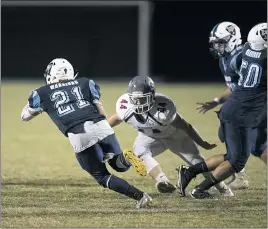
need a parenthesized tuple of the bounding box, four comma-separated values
(238, 42, 267, 88)
(219, 45, 243, 91)
(219, 43, 267, 127)
(28, 77, 105, 136)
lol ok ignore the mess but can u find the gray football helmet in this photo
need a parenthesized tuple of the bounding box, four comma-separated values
(127, 76, 155, 114)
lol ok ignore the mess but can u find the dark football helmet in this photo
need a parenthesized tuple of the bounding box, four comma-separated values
(127, 76, 155, 114)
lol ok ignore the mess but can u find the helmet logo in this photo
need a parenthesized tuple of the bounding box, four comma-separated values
(260, 29, 267, 41)
(226, 25, 236, 35)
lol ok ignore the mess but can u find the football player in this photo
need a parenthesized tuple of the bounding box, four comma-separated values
(108, 76, 233, 197)
(196, 22, 249, 190)
(21, 58, 152, 209)
(177, 23, 267, 199)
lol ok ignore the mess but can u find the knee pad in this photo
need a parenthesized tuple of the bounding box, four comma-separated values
(90, 171, 111, 188)
(140, 154, 159, 174)
(108, 154, 130, 173)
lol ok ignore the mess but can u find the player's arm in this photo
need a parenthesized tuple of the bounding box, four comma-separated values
(196, 87, 232, 114)
(108, 94, 129, 127)
(108, 113, 123, 127)
(88, 79, 108, 117)
(21, 90, 43, 122)
(197, 52, 242, 114)
(95, 102, 107, 117)
(171, 113, 217, 150)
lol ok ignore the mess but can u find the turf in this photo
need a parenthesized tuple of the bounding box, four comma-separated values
(2, 81, 267, 228)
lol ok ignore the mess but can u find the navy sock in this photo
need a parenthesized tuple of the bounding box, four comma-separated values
(108, 175, 144, 200)
(189, 161, 209, 176)
(197, 174, 218, 191)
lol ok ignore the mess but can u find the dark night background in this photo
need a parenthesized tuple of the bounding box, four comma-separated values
(2, 0, 267, 82)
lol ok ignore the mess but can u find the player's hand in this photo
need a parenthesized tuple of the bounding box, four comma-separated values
(196, 101, 218, 114)
(201, 141, 217, 150)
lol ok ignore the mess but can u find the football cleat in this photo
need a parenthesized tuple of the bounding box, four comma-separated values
(190, 187, 217, 199)
(156, 181, 177, 193)
(214, 184, 234, 197)
(227, 173, 249, 190)
(220, 187, 234, 197)
(123, 149, 147, 176)
(176, 165, 196, 197)
(136, 193, 153, 209)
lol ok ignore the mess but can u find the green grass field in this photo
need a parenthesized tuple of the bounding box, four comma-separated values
(2, 81, 267, 228)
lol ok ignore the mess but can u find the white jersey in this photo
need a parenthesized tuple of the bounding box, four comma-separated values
(116, 93, 177, 138)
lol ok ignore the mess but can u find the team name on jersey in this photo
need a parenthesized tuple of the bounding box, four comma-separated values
(50, 80, 79, 90)
(245, 49, 261, 59)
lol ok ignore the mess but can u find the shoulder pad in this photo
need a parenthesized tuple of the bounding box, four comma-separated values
(153, 93, 177, 125)
(116, 93, 133, 121)
(155, 93, 176, 110)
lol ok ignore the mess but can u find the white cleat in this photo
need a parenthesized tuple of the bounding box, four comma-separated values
(218, 186, 234, 197)
(214, 182, 234, 197)
(156, 181, 177, 193)
(227, 173, 249, 190)
(136, 193, 152, 209)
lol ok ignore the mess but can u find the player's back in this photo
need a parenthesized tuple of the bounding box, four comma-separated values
(29, 77, 105, 136)
(219, 45, 243, 91)
(219, 43, 267, 127)
(238, 42, 267, 89)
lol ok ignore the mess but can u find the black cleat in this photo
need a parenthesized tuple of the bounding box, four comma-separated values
(189, 187, 217, 199)
(176, 165, 196, 197)
(156, 181, 177, 193)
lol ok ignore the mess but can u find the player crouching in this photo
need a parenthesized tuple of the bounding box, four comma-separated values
(109, 76, 233, 197)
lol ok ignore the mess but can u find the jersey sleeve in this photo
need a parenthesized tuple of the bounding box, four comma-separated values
(28, 90, 44, 113)
(88, 79, 101, 103)
(116, 93, 133, 121)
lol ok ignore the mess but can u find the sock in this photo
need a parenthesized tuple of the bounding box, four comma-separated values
(115, 154, 131, 168)
(107, 175, 144, 200)
(197, 174, 218, 191)
(189, 161, 209, 176)
(155, 172, 169, 182)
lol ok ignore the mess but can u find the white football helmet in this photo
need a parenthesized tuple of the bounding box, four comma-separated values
(247, 23, 267, 51)
(44, 58, 76, 85)
(209, 22, 242, 58)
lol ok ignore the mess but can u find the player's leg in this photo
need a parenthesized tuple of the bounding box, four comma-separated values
(179, 123, 252, 198)
(219, 123, 249, 190)
(167, 131, 233, 197)
(133, 133, 176, 193)
(69, 120, 146, 176)
(98, 133, 146, 176)
(179, 122, 253, 199)
(75, 144, 152, 208)
(251, 125, 267, 165)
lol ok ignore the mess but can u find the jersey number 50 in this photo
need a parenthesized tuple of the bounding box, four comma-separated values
(50, 86, 90, 117)
(239, 60, 262, 88)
